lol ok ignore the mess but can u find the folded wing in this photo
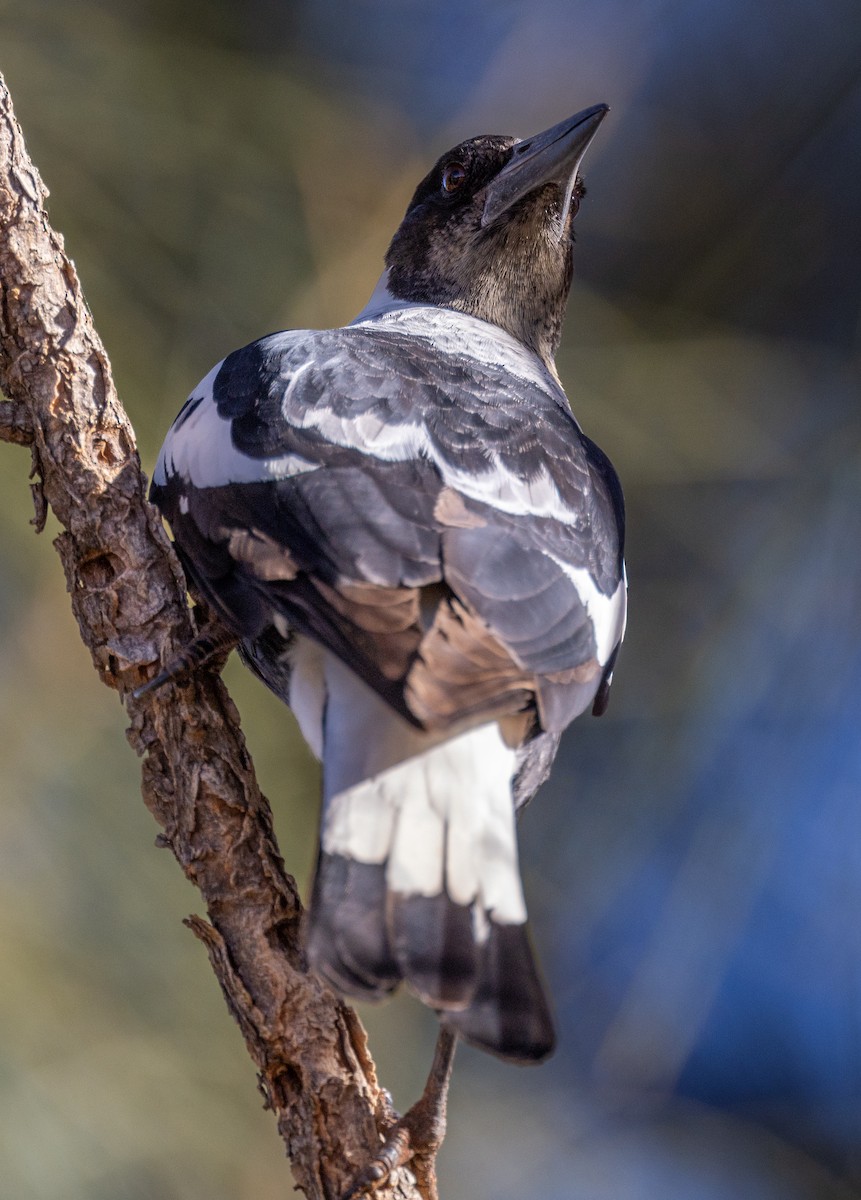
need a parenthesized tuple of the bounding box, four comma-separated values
(152, 319, 625, 734)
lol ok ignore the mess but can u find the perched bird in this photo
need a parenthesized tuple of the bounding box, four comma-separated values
(148, 102, 625, 1188)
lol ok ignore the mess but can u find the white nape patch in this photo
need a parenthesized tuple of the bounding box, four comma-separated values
(550, 556, 627, 664)
(349, 269, 414, 324)
(319, 655, 525, 925)
(287, 636, 326, 760)
(351, 288, 561, 398)
(155, 360, 318, 489)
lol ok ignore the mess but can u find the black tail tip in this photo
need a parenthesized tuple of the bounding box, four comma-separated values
(306, 853, 400, 1000)
(307, 853, 557, 1064)
(445, 1009, 557, 1063)
(442, 920, 557, 1063)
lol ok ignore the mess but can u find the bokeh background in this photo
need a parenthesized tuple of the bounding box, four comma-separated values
(2, 2, 861, 1197)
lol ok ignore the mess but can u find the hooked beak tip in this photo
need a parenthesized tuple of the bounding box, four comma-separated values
(481, 103, 609, 229)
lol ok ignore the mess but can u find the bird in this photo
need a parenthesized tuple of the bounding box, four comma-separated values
(146, 102, 626, 1194)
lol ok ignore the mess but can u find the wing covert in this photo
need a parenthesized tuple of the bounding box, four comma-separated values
(151, 315, 625, 734)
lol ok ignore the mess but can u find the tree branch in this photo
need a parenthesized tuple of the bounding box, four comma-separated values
(0, 71, 422, 1200)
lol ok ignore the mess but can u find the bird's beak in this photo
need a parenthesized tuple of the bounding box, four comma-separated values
(481, 103, 609, 235)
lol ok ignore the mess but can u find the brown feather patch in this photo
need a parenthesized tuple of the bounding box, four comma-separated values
(311, 577, 422, 682)
(312, 578, 420, 635)
(434, 487, 487, 529)
(223, 527, 299, 581)
(406, 595, 533, 728)
(545, 659, 601, 685)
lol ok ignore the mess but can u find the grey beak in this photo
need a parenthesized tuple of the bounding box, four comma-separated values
(481, 103, 609, 233)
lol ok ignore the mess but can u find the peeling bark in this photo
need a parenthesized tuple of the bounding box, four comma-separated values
(0, 72, 424, 1200)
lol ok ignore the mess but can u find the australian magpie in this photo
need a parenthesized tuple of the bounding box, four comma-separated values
(148, 102, 625, 1185)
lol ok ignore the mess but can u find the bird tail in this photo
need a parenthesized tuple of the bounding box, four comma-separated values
(306, 719, 556, 1063)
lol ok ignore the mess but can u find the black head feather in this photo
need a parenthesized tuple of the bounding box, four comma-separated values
(385, 133, 587, 366)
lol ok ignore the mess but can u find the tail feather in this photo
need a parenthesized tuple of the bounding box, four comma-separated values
(306, 853, 400, 999)
(442, 920, 556, 1061)
(389, 893, 477, 1008)
(305, 656, 556, 1061)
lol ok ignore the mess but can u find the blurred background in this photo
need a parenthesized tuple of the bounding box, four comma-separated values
(1, 1, 861, 1197)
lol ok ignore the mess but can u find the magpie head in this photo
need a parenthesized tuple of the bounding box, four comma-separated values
(385, 104, 608, 368)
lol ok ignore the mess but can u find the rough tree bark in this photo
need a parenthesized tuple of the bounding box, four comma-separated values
(0, 72, 429, 1200)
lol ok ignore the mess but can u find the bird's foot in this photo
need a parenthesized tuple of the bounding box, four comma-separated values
(342, 1028, 457, 1200)
(341, 1101, 445, 1200)
(132, 616, 238, 699)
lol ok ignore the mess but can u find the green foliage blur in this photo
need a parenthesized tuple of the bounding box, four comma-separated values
(2, 2, 861, 1198)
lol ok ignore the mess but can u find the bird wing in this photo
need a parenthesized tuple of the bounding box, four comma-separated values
(152, 317, 625, 734)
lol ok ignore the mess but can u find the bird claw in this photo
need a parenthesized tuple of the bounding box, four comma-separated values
(340, 1124, 415, 1200)
(132, 618, 237, 699)
(341, 1029, 456, 1200)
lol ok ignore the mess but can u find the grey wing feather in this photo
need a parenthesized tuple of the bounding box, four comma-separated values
(151, 323, 625, 734)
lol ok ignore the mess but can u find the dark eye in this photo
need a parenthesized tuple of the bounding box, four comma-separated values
(441, 162, 467, 193)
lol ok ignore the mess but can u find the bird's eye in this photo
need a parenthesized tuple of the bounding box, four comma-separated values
(441, 162, 467, 193)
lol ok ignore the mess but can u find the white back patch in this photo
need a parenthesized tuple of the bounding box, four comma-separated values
(351, 281, 561, 397)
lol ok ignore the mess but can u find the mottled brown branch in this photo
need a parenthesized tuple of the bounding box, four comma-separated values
(0, 71, 424, 1200)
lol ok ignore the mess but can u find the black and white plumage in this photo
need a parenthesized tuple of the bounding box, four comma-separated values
(150, 104, 626, 1064)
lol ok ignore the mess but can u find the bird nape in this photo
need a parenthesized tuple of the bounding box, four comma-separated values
(147, 102, 625, 1199)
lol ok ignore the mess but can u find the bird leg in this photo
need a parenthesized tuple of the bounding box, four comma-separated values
(343, 1027, 458, 1200)
(132, 614, 238, 699)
